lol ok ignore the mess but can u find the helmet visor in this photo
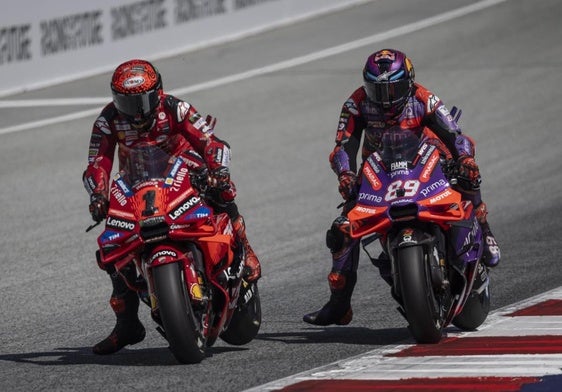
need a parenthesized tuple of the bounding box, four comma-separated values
(364, 79, 410, 106)
(112, 88, 159, 118)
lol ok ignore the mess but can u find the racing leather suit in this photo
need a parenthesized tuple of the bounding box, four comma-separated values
(308, 83, 493, 325)
(83, 94, 230, 201)
(330, 83, 473, 175)
(84, 94, 261, 354)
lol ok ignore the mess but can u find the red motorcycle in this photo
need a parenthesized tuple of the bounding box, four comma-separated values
(89, 143, 261, 363)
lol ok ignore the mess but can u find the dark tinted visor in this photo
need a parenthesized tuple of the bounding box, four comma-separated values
(112, 88, 159, 118)
(364, 79, 410, 105)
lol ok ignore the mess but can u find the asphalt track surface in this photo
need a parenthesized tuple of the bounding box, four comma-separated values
(1, 0, 562, 391)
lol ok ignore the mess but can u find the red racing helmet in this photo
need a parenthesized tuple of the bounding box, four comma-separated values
(110, 59, 162, 127)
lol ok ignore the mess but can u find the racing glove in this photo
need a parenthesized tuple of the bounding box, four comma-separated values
(338, 170, 357, 200)
(457, 156, 481, 190)
(190, 167, 209, 193)
(89, 193, 109, 222)
(208, 166, 231, 191)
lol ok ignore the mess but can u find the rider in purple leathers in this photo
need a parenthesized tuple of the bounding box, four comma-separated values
(303, 49, 501, 326)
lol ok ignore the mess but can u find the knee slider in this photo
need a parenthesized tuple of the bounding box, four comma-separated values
(328, 272, 346, 291)
(326, 216, 349, 253)
(474, 202, 488, 224)
(109, 296, 127, 313)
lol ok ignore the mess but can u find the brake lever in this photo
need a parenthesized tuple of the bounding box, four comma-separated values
(86, 221, 102, 233)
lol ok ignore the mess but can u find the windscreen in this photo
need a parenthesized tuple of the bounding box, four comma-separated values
(122, 144, 173, 186)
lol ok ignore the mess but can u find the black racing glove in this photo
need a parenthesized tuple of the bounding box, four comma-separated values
(457, 156, 481, 190)
(338, 170, 357, 200)
(189, 167, 209, 194)
(89, 193, 109, 222)
(208, 166, 231, 191)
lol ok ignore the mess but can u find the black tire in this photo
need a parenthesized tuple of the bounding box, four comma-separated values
(153, 262, 206, 364)
(398, 245, 443, 343)
(453, 285, 490, 331)
(220, 282, 261, 345)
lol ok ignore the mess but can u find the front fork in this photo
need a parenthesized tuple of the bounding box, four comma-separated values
(386, 227, 447, 295)
(139, 243, 209, 325)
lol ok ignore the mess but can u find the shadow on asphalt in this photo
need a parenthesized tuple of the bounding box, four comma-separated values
(0, 344, 247, 366)
(255, 327, 413, 346)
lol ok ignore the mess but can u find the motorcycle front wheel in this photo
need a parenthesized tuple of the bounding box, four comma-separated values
(153, 262, 206, 364)
(397, 245, 443, 343)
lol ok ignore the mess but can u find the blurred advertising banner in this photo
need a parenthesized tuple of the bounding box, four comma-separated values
(0, 0, 365, 97)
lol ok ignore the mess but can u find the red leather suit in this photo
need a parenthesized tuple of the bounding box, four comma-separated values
(83, 93, 232, 200)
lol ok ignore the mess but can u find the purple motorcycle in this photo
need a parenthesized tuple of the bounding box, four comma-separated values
(347, 127, 490, 343)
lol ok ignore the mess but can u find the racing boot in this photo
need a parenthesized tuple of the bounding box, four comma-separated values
(93, 267, 146, 355)
(475, 202, 501, 267)
(303, 271, 356, 326)
(233, 215, 261, 282)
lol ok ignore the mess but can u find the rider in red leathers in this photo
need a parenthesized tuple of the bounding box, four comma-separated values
(303, 49, 501, 326)
(83, 59, 261, 354)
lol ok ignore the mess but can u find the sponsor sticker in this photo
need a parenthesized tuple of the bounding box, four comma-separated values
(106, 216, 135, 231)
(149, 249, 178, 264)
(427, 94, 440, 113)
(168, 196, 201, 220)
(363, 163, 382, 190)
(123, 76, 145, 88)
(420, 151, 439, 182)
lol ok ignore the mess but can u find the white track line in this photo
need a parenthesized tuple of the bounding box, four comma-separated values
(0, 0, 509, 135)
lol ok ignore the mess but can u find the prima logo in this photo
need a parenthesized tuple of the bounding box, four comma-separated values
(358, 193, 383, 203)
(420, 179, 447, 197)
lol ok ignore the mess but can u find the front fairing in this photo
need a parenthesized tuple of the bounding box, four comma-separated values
(348, 129, 464, 239)
(97, 144, 213, 264)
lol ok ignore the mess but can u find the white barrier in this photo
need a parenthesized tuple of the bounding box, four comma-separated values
(0, 0, 368, 97)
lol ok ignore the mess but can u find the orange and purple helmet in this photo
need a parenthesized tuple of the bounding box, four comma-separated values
(363, 49, 415, 115)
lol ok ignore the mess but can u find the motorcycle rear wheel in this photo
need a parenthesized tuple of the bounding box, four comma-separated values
(398, 245, 443, 343)
(453, 285, 490, 331)
(220, 281, 261, 345)
(153, 262, 206, 364)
